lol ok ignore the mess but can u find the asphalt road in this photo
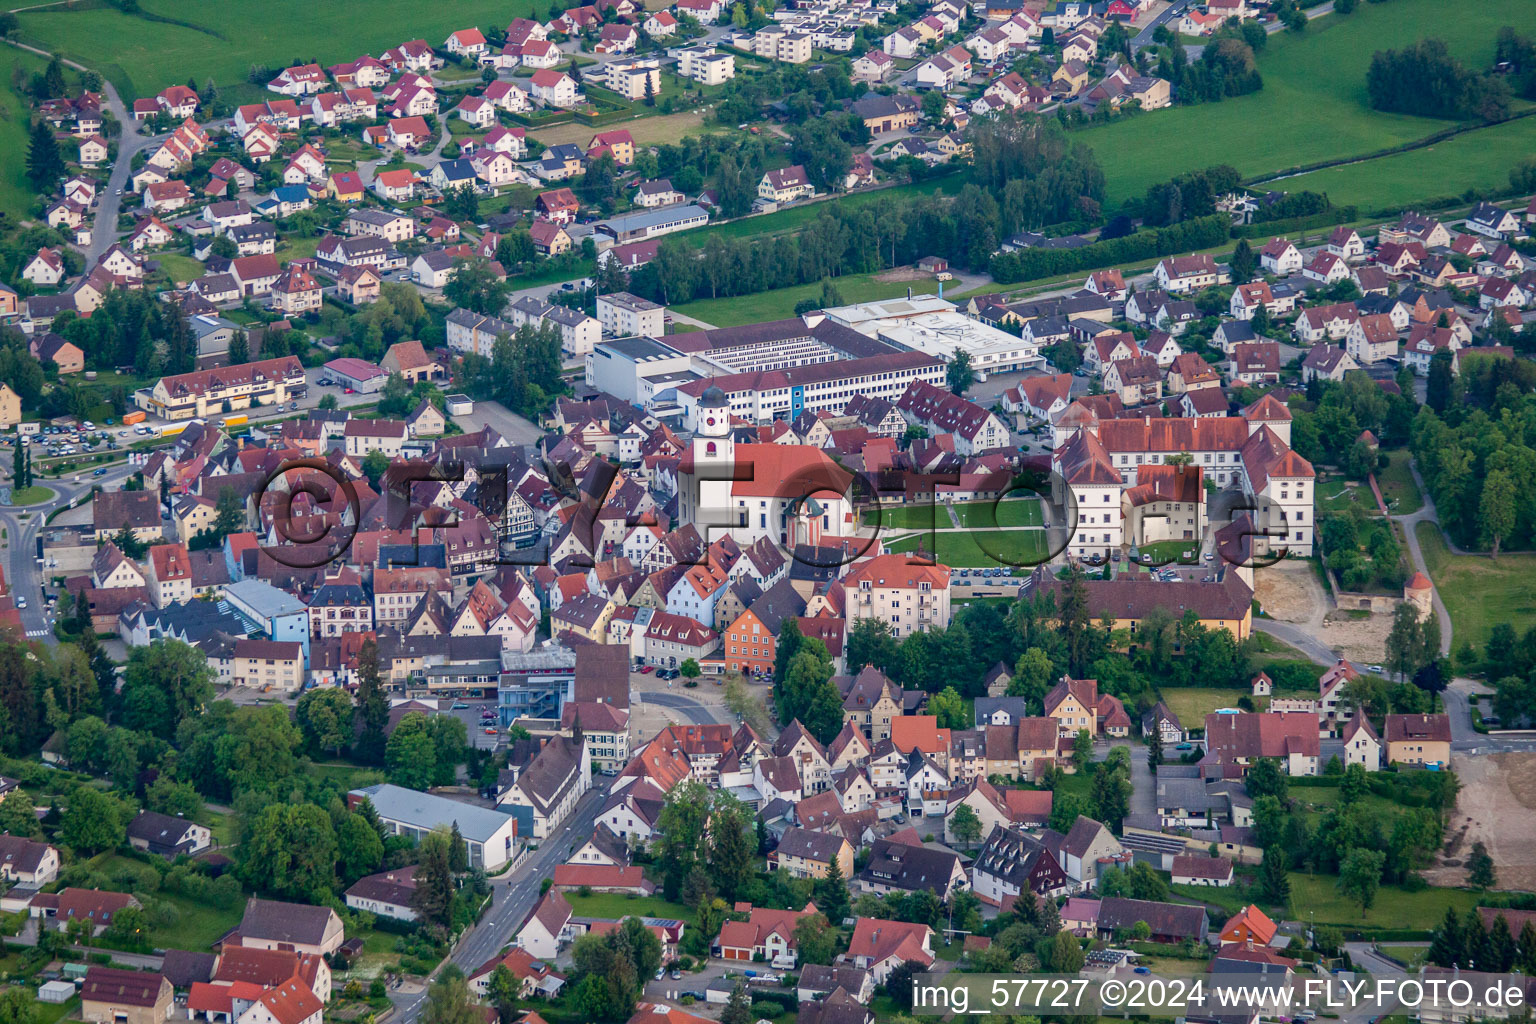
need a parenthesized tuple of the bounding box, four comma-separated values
(0, 460, 139, 640)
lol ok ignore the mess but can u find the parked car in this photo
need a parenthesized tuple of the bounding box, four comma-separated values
(451, 702, 470, 709)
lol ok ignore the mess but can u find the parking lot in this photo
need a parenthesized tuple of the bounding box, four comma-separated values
(443, 697, 503, 751)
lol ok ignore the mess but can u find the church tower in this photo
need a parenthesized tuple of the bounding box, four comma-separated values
(686, 385, 734, 530)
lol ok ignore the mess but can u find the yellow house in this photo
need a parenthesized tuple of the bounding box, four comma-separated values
(0, 383, 19, 427)
(768, 826, 853, 879)
(329, 172, 366, 203)
(1029, 568, 1253, 641)
(173, 493, 218, 543)
(838, 665, 905, 741)
(1384, 713, 1451, 766)
(1052, 60, 1090, 96)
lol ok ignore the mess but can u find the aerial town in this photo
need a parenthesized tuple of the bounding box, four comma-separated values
(0, 0, 1534, 1023)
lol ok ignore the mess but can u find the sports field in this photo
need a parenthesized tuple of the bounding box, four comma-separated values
(15, 0, 540, 99)
(1074, 0, 1535, 205)
(952, 498, 1044, 529)
(887, 528, 1049, 567)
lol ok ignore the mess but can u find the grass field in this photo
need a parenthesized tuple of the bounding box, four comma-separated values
(670, 268, 951, 328)
(952, 498, 1044, 529)
(1, 51, 75, 222)
(10, 485, 56, 505)
(16, 0, 541, 99)
(154, 253, 206, 287)
(1415, 521, 1536, 650)
(1158, 688, 1251, 727)
(564, 892, 693, 923)
(887, 528, 1048, 567)
(1274, 115, 1536, 212)
(530, 108, 714, 148)
(1287, 872, 1478, 929)
(679, 170, 973, 247)
(148, 892, 244, 950)
(1072, 0, 1535, 206)
(863, 502, 941, 530)
(1375, 450, 1423, 515)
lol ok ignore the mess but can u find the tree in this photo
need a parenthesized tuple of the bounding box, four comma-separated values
(1230, 238, 1255, 284)
(1426, 349, 1457, 413)
(387, 712, 440, 790)
(0, 988, 38, 1024)
(928, 686, 967, 729)
(362, 449, 390, 488)
(655, 779, 710, 900)
(947, 350, 974, 396)
(1009, 647, 1053, 710)
(120, 640, 215, 739)
(1091, 763, 1131, 828)
(412, 828, 458, 929)
(1072, 729, 1093, 771)
(238, 802, 338, 903)
(846, 618, 899, 674)
(1337, 847, 1385, 913)
(1259, 845, 1291, 905)
(336, 811, 385, 884)
(706, 791, 755, 900)
(1479, 469, 1516, 558)
(950, 803, 983, 847)
(26, 119, 64, 193)
(1428, 906, 1465, 968)
(1467, 841, 1496, 890)
(794, 913, 837, 966)
(679, 657, 701, 681)
(449, 821, 469, 874)
(59, 786, 126, 853)
(444, 257, 509, 317)
(104, 904, 149, 948)
(720, 983, 751, 1024)
(1386, 601, 1424, 683)
(488, 966, 520, 1024)
(422, 972, 481, 1024)
(1244, 757, 1287, 800)
(814, 857, 850, 924)
(354, 636, 389, 763)
(295, 687, 353, 756)
(1045, 929, 1086, 972)
(0, 787, 41, 837)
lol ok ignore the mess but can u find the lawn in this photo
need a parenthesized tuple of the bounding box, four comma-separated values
(952, 498, 1044, 529)
(887, 528, 1049, 568)
(154, 253, 206, 288)
(147, 892, 245, 950)
(1414, 521, 1536, 651)
(10, 485, 57, 505)
(1316, 480, 1374, 515)
(1158, 688, 1252, 730)
(1286, 872, 1478, 930)
(670, 268, 952, 328)
(1272, 115, 1536, 213)
(1071, 0, 1535, 206)
(16, 0, 540, 99)
(1375, 450, 1422, 515)
(530, 107, 715, 148)
(0, 51, 78, 222)
(679, 169, 973, 247)
(862, 502, 940, 531)
(564, 892, 693, 923)
(1137, 539, 1203, 565)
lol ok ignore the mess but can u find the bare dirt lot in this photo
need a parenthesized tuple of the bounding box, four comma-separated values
(1427, 752, 1536, 891)
(1255, 559, 1394, 663)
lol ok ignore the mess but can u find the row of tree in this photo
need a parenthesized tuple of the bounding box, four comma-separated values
(1366, 37, 1513, 122)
